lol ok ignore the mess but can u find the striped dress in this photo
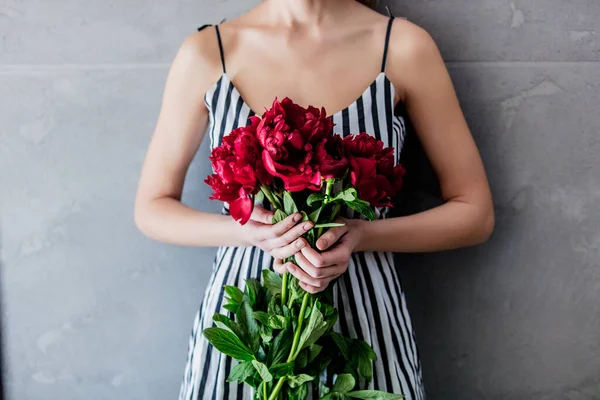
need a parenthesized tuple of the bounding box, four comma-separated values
(179, 16, 426, 400)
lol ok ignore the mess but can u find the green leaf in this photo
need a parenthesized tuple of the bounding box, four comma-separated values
(330, 332, 351, 360)
(237, 300, 261, 353)
(212, 313, 237, 333)
(283, 191, 299, 215)
(308, 207, 322, 224)
(346, 391, 404, 400)
(307, 192, 326, 206)
(268, 294, 283, 316)
(353, 340, 377, 382)
(335, 187, 357, 202)
(260, 324, 273, 343)
(308, 344, 323, 363)
(287, 374, 315, 388)
(296, 348, 308, 369)
(273, 209, 288, 224)
(287, 276, 305, 308)
(344, 199, 375, 221)
(313, 222, 346, 228)
(292, 383, 309, 400)
(227, 361, 255, 382)
(333, 373, 356, 393)
(295, 301, 329, 357)
(252, 311, 271, 326)
(202, 327, 255, 361)
(262, 269, 283, 296)
(300, 211, 310, 222)
(268, 315, 287, 330)
(223, 303, 240, 314)
(254, 190, 265, 204)
(244, 279, 263, 308)
(268, 324, 293, 366)
(224, 285, 244, 304)
(251, 360, 273, 383)
(269, 362, 294, 378)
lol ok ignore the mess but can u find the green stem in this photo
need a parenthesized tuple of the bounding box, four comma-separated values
(263, 381, 268, 400)
(266, 292, 310, 400)
(329, 203, 341, 223)
(317, 180, 335, 238)
(267, 377, 287, 400)
(287, 292, 310, 362)
(260, 185, 282, 210)
(281, 272, 288, 308)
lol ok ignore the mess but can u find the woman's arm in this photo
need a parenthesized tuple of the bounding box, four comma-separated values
(133, 29, 312, 252)
(282, 20, 495, 292)
(134, 30, 246, 247)
(354, 20, 495, 252)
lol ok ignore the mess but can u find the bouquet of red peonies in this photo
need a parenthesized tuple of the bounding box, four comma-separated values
(204, 98, 405, 400)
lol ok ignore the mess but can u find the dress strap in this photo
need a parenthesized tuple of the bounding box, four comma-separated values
(214, 25, 227, 73)
(380, 16, 395, 73)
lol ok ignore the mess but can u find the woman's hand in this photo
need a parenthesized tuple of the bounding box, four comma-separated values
(242, 205, 313, 260)
(273, 218, 365, 293)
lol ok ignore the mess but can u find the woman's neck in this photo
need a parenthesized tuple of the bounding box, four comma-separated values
(261, 0, 354, 26)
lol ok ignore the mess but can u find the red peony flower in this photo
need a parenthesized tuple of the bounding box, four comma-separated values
(204, 120, 270, 224)
(256, 97, 333, 192)
(343, 133, 405, 207)
(315, 134, 349, 179)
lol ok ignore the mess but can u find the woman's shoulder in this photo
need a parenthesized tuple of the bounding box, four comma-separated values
(177, 25, 222, 72)
(389, 17, 439, 60)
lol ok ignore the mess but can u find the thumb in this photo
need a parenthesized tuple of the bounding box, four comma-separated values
(250, 205, 274, 225)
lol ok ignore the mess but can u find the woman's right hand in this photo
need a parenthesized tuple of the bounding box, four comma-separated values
(242, 205, 313, 260)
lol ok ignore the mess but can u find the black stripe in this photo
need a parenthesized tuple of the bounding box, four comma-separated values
(209, 76, 223, 147)
(246, 110, 256, 125)
(342, 265, 365, 342)
(217, 82, 235, 145)
(198, 247, 239, 396)
(342, 108, 351, 137)
(356, 96, 366, 133)
(384, 78, 394, 149)
(334, 278, 351, 338)
(385, 253, 417, 361)
(372, 252, 418, 393)
(355, 253, 392, 392)
(380, 17, 395, 72)
(222, 247, 254, 400)
(214, 25, 226, 73)
(184, 248, 229, 390)
(370, 84, 381, 141)
(232, 95, 244, 129)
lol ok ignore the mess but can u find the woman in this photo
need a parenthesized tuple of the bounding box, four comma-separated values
(134, 0, 495, 399)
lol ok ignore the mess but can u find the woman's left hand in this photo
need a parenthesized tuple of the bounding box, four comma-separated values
(273, 218, 364, 293)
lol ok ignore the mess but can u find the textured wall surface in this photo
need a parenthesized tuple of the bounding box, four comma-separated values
(1, 1, 599, 400)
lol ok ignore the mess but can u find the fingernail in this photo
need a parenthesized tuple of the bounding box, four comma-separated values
(293, 213, 301, 222)
(318, 239, 328, 248)
(303, 223, 313, 231)
(287, 264, 296, 272)
(295, 240, 305, 249)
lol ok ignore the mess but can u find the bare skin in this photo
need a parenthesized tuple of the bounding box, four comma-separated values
(134, 0, 495, 293)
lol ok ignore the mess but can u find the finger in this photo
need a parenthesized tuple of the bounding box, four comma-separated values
(285, 262, 331, 288)
(316, 225, 348, 251)
(250, 205, 275, 225)
(299, 280, 325, 294)
(269, 212, 303, 237)
(270, 238, 307, 260)
(269, 220, 313, 248)
(273, 258, 287, 274)
(299, 246, 336, 269)
(295, 251, 341, 279)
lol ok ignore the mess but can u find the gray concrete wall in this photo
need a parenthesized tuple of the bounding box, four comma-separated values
(0, 1, 598, 400)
